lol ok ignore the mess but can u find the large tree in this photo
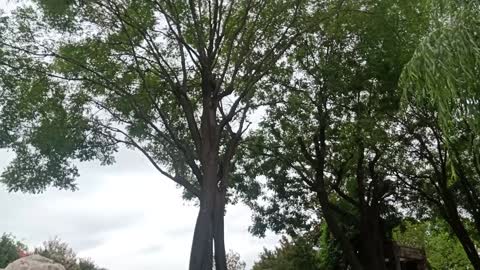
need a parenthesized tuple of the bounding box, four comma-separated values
(0, 1, 312, 269)
(238, 1, 430, 269)
(397, 0, 480, 268)
(390, 103, 480, 268)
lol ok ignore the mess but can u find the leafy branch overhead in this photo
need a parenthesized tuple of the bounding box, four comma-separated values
(0, 0, 309, 195)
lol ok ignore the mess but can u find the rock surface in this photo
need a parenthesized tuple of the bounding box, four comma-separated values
(4, 255, 65, 270)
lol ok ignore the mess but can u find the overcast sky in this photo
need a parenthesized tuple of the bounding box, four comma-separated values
(0, 1, 280, 269)
(0, 147, 280, 270)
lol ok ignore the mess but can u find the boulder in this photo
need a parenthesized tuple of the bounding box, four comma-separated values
(4, 255, 65, 270)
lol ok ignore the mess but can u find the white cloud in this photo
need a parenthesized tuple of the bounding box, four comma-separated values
(0, 148, 279, 270)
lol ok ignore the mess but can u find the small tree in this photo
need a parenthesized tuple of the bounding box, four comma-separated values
(226, 250, 246, 270)
(0, 234, 27, 268)
(34, 237, 106, 270)
(393, 219, 473, 269)
(252, 236, 320, 270)
(213, 250, 246, 270)
(78, 258, 107, 270)
(34, 237, 78, 270)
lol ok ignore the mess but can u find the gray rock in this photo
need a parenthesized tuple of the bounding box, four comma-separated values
(4, 255, 65, 270)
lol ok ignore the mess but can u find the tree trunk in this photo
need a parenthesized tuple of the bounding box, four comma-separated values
(189, 187, 215, 270)
(316, 191, 364, 270)
(213, 189, 227, 270)
(445, 213, 480, 270)
(442, 194, 480, 270)
(453, 162, 480, 237)
(359, 207, 386, 270)
(190, 87, 221, 270)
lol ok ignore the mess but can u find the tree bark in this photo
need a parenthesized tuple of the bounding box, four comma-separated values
(358, 206, 386, 270)
(441, 190, 480, 270)
(189, 90, 225, 270)
(444, 211, 480, 270)
(213, 190, 227, 270)
(316, 191, 364, 270)
(189, 191, 215, 270)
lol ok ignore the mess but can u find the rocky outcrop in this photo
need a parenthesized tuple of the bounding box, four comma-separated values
(4, 255, 65, 270)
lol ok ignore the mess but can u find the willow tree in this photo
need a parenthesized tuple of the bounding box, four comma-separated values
(402, 0, 480, 140)
(401, 0, 480, 179)
(0, 1, 310, 269)
(400, 1, 480, 268)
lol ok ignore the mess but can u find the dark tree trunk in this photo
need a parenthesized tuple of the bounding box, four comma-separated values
(213, 190, 227, 270)
(189, 191, 215, 270)
(441, 191, 480, 270)
(308, 99, 363, 270)
(444, 211, 480, 270)
(190, 94, 221, 270)
(355, 145, 385, 270)
(358, 206, 386, 270)
(316, 191, 364, 270)
(452, 161, 480, 237)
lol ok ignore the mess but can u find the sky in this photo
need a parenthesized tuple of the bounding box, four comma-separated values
(0, 1, 281, 268)
(0, 148, 280, 270)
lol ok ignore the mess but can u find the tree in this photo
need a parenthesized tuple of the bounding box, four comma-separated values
(34, 238, 79, 270)
(0, 1, 311, 269)
(34, 237, 106, 270)
(401, 0, 480, 145)
(226, 251, 246, 270)
(389, 103, 480, 269)
(393, 219, 473, 270)
(238, 1, 429, 269)
(214, 250, 246, 270)
(397, 1, 480, 267)
(0, 234, 27, 268)
(317, 225, 345, 270)
(252, 235, 320, 270)
(78, 258, 107, 270)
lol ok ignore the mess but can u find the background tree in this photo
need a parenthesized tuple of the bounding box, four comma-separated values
(34, 237, 107, 270)
(0, 234, 27, 268)
(0, 1, 311, 269)
(214, 250, 246, 270)
(397, 1, 480, 267)
(317, 224, 345, 270)
(238, 1, 430, 269)
(78, 258, 107, 270)
(225, 251, 246, 270)
(393, 219, 473, 270)
(401, 0, 480, 145)
(390, 103, 480, 268)
(252, 235, 320, 270)
(34, 237, 79, 270)
(0, 235, 105, 270)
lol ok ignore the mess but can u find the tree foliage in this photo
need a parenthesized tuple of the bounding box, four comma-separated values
(34, 237, 106, 270)
(252, 235, 320, 270)
(401, 0, 480, 142)
(238, 1, 430, 269)
(35, 237, 78, 270)
(1, 0, 480, 269)
(0, 234, 27, 268)
(0, 1, 310, 269)
(213, 250, 246, 270)
(393, 219, 473, 270)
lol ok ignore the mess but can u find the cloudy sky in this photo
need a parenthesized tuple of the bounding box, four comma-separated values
(0, 2, 280, 269)
(0, 147, 280, 269)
